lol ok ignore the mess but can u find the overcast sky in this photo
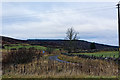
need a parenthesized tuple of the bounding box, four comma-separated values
(2, 2, 119, 46)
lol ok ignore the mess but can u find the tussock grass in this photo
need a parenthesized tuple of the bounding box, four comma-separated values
(58, 54, 118, 77)
(2, 49, 119, 78)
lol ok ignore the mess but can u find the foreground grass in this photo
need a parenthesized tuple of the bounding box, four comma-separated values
(1, 78, 120, 80)
(2, 46, 118, 78)
(71, 51, 119, 58)
(3, 53, 118, 78)
(2, 74, 118, 78)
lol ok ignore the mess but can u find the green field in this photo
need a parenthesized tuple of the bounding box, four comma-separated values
(4, 44, 47, 50)
(72, 51, 119, 58)
(3, 44, 60, 54)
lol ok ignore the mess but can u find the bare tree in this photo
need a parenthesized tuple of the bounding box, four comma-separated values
(65, 27, 79, 41)
(64, 27, 79, 53)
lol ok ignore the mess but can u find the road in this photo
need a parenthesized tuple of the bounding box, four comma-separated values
(49, 55, 81, 65)
(49, 55, 70, 63)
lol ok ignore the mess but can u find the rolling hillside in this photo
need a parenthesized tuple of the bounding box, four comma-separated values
(0, 36, 118, 51)
(27, 39, 118, 51)
(0, 36, 27, 45)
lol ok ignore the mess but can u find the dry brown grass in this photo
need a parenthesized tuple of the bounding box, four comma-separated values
(58, 55, 118, 77)
(2, 49, 119, 78)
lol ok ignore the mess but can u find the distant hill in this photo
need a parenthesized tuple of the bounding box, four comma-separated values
(1, 36, 118, 51)
(0, 36, 27, 45)
(27, 39, 118, 51)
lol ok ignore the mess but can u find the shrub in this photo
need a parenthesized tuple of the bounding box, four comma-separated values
(46, 47, 54, 54)
(90, 42, 96, 49)
(3, 47, 37, 64)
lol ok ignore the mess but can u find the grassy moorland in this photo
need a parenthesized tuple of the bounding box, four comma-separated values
(2, 48, 118, 78)
(71, 51, 119, 58)
(1, 43, 119, 79)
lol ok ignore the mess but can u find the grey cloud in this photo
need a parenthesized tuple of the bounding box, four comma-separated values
(2, 2, 118, 46)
